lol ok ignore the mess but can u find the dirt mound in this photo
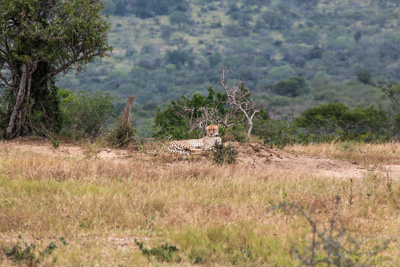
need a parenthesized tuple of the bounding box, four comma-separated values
(232, 142, 366, 178)
(232, 142, 293, 167)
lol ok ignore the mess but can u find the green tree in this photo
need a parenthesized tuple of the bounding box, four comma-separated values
(208, 52, 223, 68)
(260, 10, 292, 30)
(164, 50, 193, 69)
(294, 103, 389, 141)
(243, 0, 271, 7)
(356, 70, 372, 85)
(169, 11, 192, 29)
(153, 87, 227, 139)
(161, 25, 175, 41)
(293, 0, 319, 10)
(0, 0, 112, 139)
(295, 28, 320, 45)
(269, 76, 307, 97)
(268, 65, 296, 82)
(354, 30, 362, 42)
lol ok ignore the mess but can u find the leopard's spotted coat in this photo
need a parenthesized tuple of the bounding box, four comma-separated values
(167, 124, 222, 155)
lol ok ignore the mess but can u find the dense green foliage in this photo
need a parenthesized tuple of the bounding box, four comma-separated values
(56, 0, 400, 137)
(153, 85, 270, 141)
(268, 76, 308, 97)
(58, 90, 115, 139)
(294, 103, 390, 142)
(0, 0, 111, 138)
(153, 87, 227, 139)
(212, 143, 238, 165)
(104, 0, 189, 18)
(155, 86, 400, 146)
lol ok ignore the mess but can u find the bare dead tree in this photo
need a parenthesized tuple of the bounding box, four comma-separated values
(176, 104, 236, 133)
(220, 68, 265, 136)
(171, 69, 265, 136)
(120, 94, 136, 127)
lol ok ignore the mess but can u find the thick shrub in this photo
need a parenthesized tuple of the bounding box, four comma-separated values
(259, 119, 302, 148)
(294, 103, 390, 141)
(58, 89, 115, 139)
(212, 143, 238, 165)
(269, 76, 307, 97)
(153, 87, 227, 139)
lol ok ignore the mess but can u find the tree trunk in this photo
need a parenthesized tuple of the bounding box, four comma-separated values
(120, 94, 136, 126)
(6, 64, 28, 139)
(247, 121, 253, 137)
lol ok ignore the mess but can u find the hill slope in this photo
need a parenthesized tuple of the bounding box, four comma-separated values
(57, 0, 400, 135)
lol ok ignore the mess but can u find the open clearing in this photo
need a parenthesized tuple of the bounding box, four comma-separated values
(1, 138, 400, 265)
(5, 137, 400, 179)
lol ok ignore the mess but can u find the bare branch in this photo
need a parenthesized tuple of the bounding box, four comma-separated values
(219, 68, 265, 136)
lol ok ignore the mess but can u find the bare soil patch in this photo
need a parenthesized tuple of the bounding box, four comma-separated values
(232, 142, 366, 179)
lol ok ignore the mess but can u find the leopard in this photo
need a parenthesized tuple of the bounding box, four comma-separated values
(167, 124, 222, 155)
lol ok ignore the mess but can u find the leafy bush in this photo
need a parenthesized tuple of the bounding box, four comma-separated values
(268, 65, 296, 82)
(169, 11, 192, 29)
(260, 10, 292, 30)
(153, 87, 227, 139)
(294, 28, 320, 45)
(135, 240, 181, 263)
(4, 236, 68, 266)
(212, 143, 238, 165)
(357, 70, 372, 85)
(260, 119, 303, 148)
(164, 50, 193, 69)
(223, 124, 249, 143)
(269, 76, 307, 97)
(223, 24, 250, 38)
(58, 89, 115, 139)
(105, 0, 188, 18)
(294, 103, 390, 141)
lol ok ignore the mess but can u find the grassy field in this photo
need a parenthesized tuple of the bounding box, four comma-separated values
(1, 141, 400, 265)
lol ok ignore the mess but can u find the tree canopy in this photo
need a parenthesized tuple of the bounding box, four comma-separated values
(0, 0, 112, 138)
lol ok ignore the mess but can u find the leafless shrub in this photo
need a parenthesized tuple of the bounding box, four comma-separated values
(268, 196, 396, 266)
(219, 68, 265, 136)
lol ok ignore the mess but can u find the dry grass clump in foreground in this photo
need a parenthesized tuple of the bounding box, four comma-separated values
(287, 141, 400, 166)
(0, 143, 400, 265)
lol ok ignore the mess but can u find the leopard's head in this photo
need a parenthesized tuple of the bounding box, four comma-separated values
(206, 124, 220, 137)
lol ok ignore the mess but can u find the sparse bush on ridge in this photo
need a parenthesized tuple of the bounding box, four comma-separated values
(212, 143, 238, 165)
(107, 120, 136, 148)
(107, 94, 137, 148)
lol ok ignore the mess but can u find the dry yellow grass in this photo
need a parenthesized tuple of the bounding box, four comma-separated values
(0, 141, 400, 265)
(287, 141, 400, 166)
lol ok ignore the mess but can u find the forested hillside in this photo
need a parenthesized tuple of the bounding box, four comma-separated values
(57, 0, 400, 136)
